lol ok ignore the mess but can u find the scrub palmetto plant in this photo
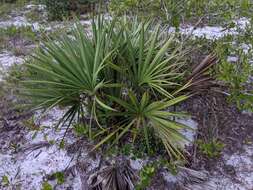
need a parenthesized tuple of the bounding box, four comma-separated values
(21, 16, 215, 159)
(108, 17, 190, 98)
(22, 18, 115, 135)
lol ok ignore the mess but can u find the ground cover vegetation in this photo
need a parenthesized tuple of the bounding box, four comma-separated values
(109, 0, 253, 28)
(184, 22, 253, 112)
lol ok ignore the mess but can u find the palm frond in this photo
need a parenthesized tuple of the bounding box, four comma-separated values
(187, 54, 218, 91)
(109, 19, 187, 98)
(90, 161, 137, 190)
(21, 17, 113, 129)
(95, 92, 191, 159)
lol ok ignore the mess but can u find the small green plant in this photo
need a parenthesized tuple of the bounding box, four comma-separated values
(10, 142, 21, 153)
(53, 172, 65, 185)
(135, 164, 156, 190)
(23, 115, 38, 130)
(41, 181, 53, 190)
(120, 144, 133, 156)
(1, 175, 9, 187)
(73, 124, 88, 137)
(48, 140, 55, 145)
(59, 140, 65, 149)
(197, 139, 224, 158)
(162, 160, 179, 175)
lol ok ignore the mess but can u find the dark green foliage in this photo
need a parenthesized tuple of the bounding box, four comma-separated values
(59, 140, 65, 149)
(107, 128, 166, 159)
(41, 182, 53, 190)
(43, 0, 98, 20)
(135, 164, 156, 190)
(43, 0, 69, 20)
(73, 124, 88, 137)
(54, 172, 65, 185)
(135, 159, 179, 189)
(1, 176, 9, 187)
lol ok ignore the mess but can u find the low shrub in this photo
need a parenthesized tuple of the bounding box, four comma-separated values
(43, 0, 98, 20)
(215, 25, 253, 111)
(21, 16, 216, 159)
(197, 139, 224, 158)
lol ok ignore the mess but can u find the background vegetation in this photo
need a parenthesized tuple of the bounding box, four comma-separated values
(109, 0, 253, 28)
